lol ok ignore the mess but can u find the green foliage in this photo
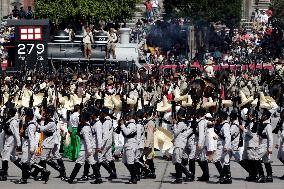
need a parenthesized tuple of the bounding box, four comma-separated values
(34, 0, 139, 25)
(272, 0, 284, 27)
(163, 0, 242, 27)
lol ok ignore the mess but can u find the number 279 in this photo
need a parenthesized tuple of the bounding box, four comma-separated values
(18, 44, 45, 55)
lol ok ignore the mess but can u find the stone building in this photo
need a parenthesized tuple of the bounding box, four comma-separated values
(0, 0, 34, 18)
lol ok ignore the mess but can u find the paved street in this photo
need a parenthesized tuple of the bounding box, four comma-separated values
(0, 118, 283, 189)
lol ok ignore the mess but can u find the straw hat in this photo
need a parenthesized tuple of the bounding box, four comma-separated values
(202, 97, 217, 109)
(206, 59, 214, 65)
(238, 90, 253, 108)
(181, 95, 193, 107)
(33, 93, 44, 107)
(104, 95, 114, 110)
(40, 82, 47, 90)
(137, 98, 143, 110)
(95, 91, 102, 100)
(154, 127, 173, 151)
(174, 87, 187, 102)
(157, 95, 171, 112)
(112, 95, 122, 110)
(127, 96, 137, 105)
(21, 89, 33, 108)
(71, 94, 81, 106)
(222, 100, 233, 108)
(251, 92, 275, 110)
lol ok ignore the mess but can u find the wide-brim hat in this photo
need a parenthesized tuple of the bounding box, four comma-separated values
(222, 100, 233, 108)
(206, 59, 214, 65)
(104, 95, 114, 110)
(33, 93, 44, 107)
(181, 95, 193, 107)
(238, 90, 253, 108)
(157, 96, 171, 112)
(251, 92, 275, 110)
(202, 97, 217, 109)
(154, 127, 173, 151)
(112, 95, 122, 110)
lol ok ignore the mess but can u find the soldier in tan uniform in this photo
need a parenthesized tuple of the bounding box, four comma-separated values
(143, 106, 156, 178)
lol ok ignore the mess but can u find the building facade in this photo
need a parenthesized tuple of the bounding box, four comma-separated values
(0, 0, 34, 19)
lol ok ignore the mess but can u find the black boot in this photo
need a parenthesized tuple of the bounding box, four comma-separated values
(126, 164, 137, 184)
(255, 161, 266, 183)
(90, 164, 102, 184)
(101, 161, 117, 180)
(0, 160, 8, 181)
(134, 162, 141, 181)
(68, 163, 82, 184)
(14, 163, 29, 184)
(214, 161, 224, 183)
(245, 160, 258, 181)
(239, 160, 250, 174)
(181, 163, 194, 182)
(220, 165, 232, 184)
(78, 161, 89, 181)
(109, 161, 117, 175)
(188, 159, 195, 181)
(57, 159, 67, 180)
(34, 160, 47, 181)
(264, 163, 273, 182)
(172, 163, 183, 184)
(197, 161, 209, 181)
(146, 159, 156, 179)
(13, 158, 23, 170)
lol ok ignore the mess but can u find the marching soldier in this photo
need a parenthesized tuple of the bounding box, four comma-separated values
(31, 106, 56, 181)
(195, 108, 209, 182)
(274, 109, 284, 179)
(99, 108, 117, 180)
(240, 108, 258, 181)
(213, 110, 232, 184)
(229, 110, 250, 177)
(15, 108, 50, 184)
(77, 108, 103, 184)
(0, 108, 22, 181)
(143, 106, 156, 178)
(255, 108, 273, 183)
(171, 108, 193, 184)
(134, 110, 145, 180)
(119, 111, 138, 184)
(67, 111, 101, 184)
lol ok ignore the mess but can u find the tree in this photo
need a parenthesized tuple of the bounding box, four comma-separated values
(163, 0, 242, 27)
(272, 0, 284, 28)
(34, 0, 139, 25)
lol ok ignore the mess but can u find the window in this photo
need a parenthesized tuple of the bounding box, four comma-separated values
(19, 26, 42, 40)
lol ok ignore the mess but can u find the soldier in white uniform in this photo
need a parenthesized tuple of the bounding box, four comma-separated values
(171, 108, 193, 184)
(274, 110, 284, 179)
(15, 109, 50, 184)
(67, 111, 101, 184)
(31, 106, 57, 181)
(195, 108, 209, 182)
(77, 108, 103, 184)
(119, 111, 138, 184)
(134, 110, 145, 180)
(99, 108, 117, 180)
(255, 109, 273, 183)
(0, 108, 21, 181)
(240, 108, 259, 181)
(228, 110, 250, 177)
(213, 111, 232, 184)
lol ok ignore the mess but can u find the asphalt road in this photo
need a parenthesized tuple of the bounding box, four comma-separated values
(1, 118, 284, 189)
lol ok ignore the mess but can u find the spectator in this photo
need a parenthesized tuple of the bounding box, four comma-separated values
(151, 0, 160, 19)
(18, 7, 26, 19)
(12, 6, 19, 18)
(82, 27, 94, 59)
(144, 0, 153, 21)
(25, 6, 33, 19)
(106, 28, 118, 59)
